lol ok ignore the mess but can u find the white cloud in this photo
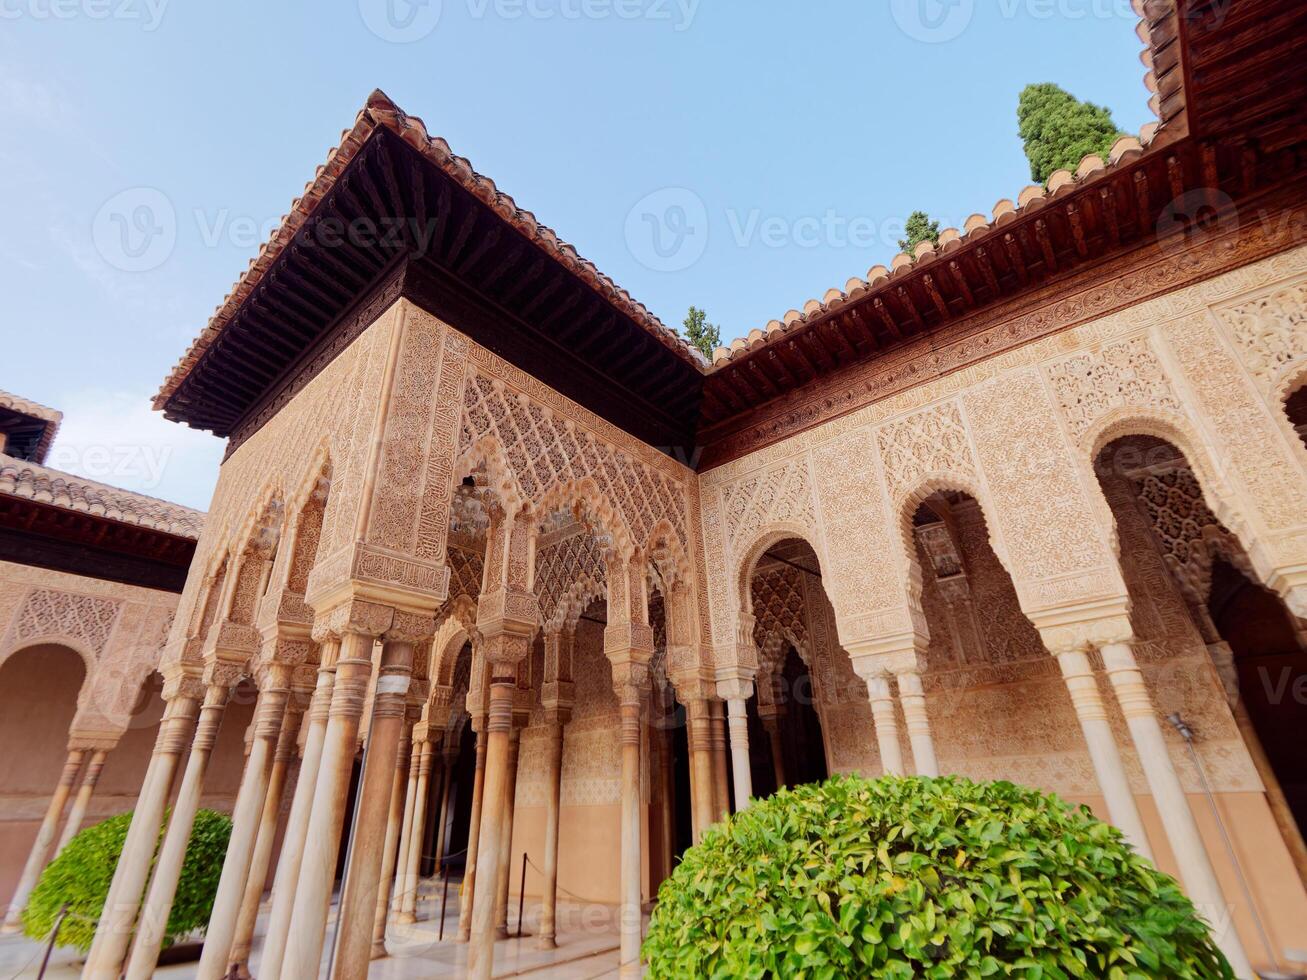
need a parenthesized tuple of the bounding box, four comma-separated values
(45, 388, 223, 511)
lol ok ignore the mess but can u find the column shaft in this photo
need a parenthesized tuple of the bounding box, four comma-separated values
(399, 740, 434, 922)
(457, 734, 488, 942)
(657, 730, 675, 884)
(258, 640, 338, 979)
(3, 749, 85, 931)
(686, 701, 716, 842)
(1055, 650, 1151, 857)
(227, 707, 303, 978)
(725, 698, 753, 811)
(538, 717, 565, 949)
(432, 749, 454, 872)
(196, 680, 289, 980)
(389, 737, 422, 919)
(764, 719, 786, 789)
(492, 728, 521, 938)
(467, 682, 514, 980)
(125, 685, 230, 979)
(1099, 642, 1253, 978)
(617, 701, 643, 978)
(708, 701, 730, 820)
(56, 749, 108, 854)
(281, 633, 375, 980)
(81, 694, 199, 980)
(866, 676, 905, 776)
(329, 639, 416, 980)
(372, 726, 414, 955)
(896, 671, 939, 778)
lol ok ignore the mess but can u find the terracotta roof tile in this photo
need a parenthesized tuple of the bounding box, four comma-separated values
(0, 453, 204, 539)
(0, 388, 62, 464)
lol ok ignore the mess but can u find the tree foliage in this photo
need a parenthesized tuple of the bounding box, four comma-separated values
(682, 306, 722, 360)
(898, 211, 942, 255)
(644, 775, 1232, 979)
(22, 808, 232, 954)
(1018, 83, 1125, 184)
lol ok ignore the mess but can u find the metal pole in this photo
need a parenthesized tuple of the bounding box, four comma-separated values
(37, 904, 70, 980)
(438, 862, 451, 942)
(515, 851, 528, 938)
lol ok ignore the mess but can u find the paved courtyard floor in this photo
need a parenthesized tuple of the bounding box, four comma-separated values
(0, 880, 640, 978)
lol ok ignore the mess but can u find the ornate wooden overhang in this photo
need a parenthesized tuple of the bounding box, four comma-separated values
(0, 495, 196, 592)
(158, 117, 705, 461)
(0, 405, 56, 463)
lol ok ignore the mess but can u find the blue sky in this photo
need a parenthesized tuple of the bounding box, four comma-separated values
(0, 0, 1153, 510)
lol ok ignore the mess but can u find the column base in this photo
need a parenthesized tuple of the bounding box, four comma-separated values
(371, 939, 388, 960)
(398, 911, 417, 925)
(537, 935, 557, 950)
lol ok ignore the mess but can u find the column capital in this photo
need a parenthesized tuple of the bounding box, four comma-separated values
(1025, 595, 1133, 654)
(201, 660, 247, 692)
(161, 671, 206, 703)
(611, 662, 651, 707)
(848, 646, 924, 682)
(540, 680, 576, 712)
(315, 597, 395, 641)
(716, 675, 754, 703)
(476, 587, 539, 641)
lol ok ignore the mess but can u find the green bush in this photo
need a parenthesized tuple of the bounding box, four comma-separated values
(644, 775, 1232, 979)
(21, 808, 232, 954)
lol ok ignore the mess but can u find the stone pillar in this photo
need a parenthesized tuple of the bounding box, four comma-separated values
(196, 666, 292, 980)
(432, 741, 457, 872)
(81, 681, 201, 980)
(258, 636, 340, 980)
(372, 715, 416, 955)
(227, 703, 304, 978)
(613, 667, 648, 979)
(457, 724, 488, 942)
(760, 711, 786, 789)
(1099, 640, 1254, 978)
(397, 742, 433, 925)
(896, 671, 939, 777)
(389, 730, 422, 920)
(282, 621, 384, 980)
(864, 675, 905, 776)
(684, 696, 716, 841)
(56, 747, 109, 853)
(492, 726, 522, 938)
(1051, 646, 1152, 858)
(3, 748, 85, 931)
(656, 727, 675, 883)
(330, 629, 422, 980)
(719, 678, 754, 811)
(537, 705, 569, 949)
(125, 677, 236, 979)
(708, 699, 730, 819)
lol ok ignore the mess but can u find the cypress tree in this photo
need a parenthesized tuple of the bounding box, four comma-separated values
(1018, 83, 1125, 184)
(682, 306, 721, 360)
(898, 211, 942, 254)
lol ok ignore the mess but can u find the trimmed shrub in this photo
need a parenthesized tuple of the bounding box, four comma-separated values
(21, 808, 232, 953)
(644, 775, 1232, 979)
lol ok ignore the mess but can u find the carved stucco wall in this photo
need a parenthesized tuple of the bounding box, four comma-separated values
(701, 243, 1307, 653)
(0, 560, 177, 742)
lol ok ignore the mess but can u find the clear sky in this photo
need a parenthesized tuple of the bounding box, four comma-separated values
(0, 0, 1153, 511)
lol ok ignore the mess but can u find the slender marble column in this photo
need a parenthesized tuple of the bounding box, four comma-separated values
(896, 671, 939, 777)
(708, 700, 730, 820)
(330, 637, 417, 980)
(865, 676, 905, 775)
(762, 716, 786, 789)
(227, 705, 303, 978)
(432, 744, 456, 872)
(723, 697, 753, 811)
(492, 728, 522, 938)
(399, 740, 434, 923)
(196, 672, 290, 980)
(258, 638, 339, 979)
(615, 691, 644, 978)
(1099, 641, 1253, 978)
(537, 708, 567, 949)
(56, 748, 108, 854)
(457, 730, 488, 942)
(686, 699, 716, 842)
(3, 748, 85, 931)
(282, 631, 376, 980)
(1054, 649, 1152, 857)
(126, 682, 232, 979)
(657, 729, 675, 885)
(389, 734, 422, 919)
(467, 677, 516, 979)
(372, 721, 415, 955)
(82, 690, 200, 980)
